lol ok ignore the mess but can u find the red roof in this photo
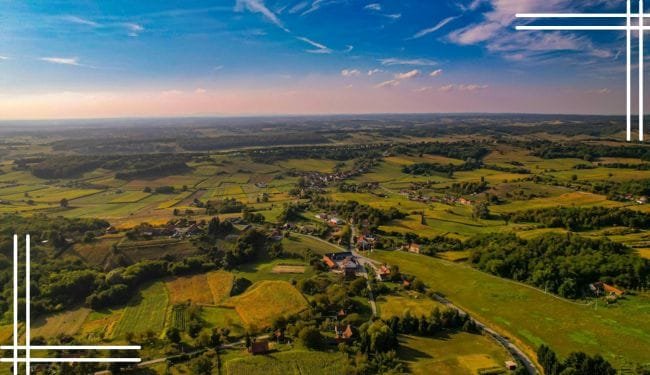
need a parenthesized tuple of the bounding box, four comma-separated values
(322, 256, 337, 269)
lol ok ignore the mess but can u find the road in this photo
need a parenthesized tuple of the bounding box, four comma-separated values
(349, 225, 378, 317)
(352, 247, 539, 375)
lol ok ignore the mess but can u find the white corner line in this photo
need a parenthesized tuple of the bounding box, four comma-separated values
(0, 345, 142, 350)
(25, 234, 30, 374)
(12, 235, 17, 375)
(0, 358, 142, 363)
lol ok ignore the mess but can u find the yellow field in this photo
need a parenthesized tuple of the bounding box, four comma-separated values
(0, 325, 12, 345)
(271, 265, 306, 274)
(109, 191, 151, 203)
(166, 271, 234, 305)
(207, 271, 235, 303)
(79, 309, 123, 339)
(31, 308, 91, 338)
(225, 280, 308, 329)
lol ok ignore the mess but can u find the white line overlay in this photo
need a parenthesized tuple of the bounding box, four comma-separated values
(516, 0, 646, 141)
(4, 235, 140, 373)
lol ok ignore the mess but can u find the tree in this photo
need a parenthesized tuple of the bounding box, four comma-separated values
(189, 353, 213, 375)
(166, 327, 181, 344)
(60, 198, 69, 208)
(298, 326, 323, 349)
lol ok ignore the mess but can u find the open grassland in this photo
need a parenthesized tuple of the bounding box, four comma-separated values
(370, 250, 650, 368)
(272, 264, 306, 274)
(378, 294, 444, 319)
(282, 234, 343, 256)
(113, 282, 169, 338)
(398, 333, 511, 375)
(201, 306, 245, 336)
(166, 270, 234, 305)
(225, 350, 348, 375)
(234, 258, 316, 283)
(119, 239, 199, 263)
(278, 158, 341, 173)
(490, 191, 624, 214)
(31, 307, 91, 338)
(225, 280, 309, 329)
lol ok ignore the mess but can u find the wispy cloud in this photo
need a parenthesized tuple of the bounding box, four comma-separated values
(430, 69, 443, 77)
(439, 83, 488, 92)
(364, 3, 382, 11)
(39, 57, 82, 66)
(380, 58, 437, 66)
(394, 69, 420, 80)
(297, 36, 332, 54)
(375, 80, 400, 88)
(0, 56, 9, 61)
(235, 0, 289, 32)
(288, 1, 310, 14)
(411, 16, 458, 39)
(341, 69, 361, 77)
(368, 69, 383, 76)
(302, 0, 340, 16)
(62, 15, 100, 27)
(124, 23, 144, 37)
(413, 86, 433, 92)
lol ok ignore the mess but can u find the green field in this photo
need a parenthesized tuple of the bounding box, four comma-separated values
(370, 250, 650, 368)
(398, 333, 512, 375)
(225, 350, 348, 375)
(378, 294, 443, 319)
(113, 282, 169, 338)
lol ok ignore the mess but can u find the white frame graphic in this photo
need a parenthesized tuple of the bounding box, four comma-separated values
(1, 235, 141, 374)
(516, 0, 644, 141)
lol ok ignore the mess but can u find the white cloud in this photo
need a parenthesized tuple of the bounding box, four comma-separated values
(385, 13, 401, 20)
(301, 0, 340, 16)
(341, 69, 361, 77)
(394, 69, 420, 80)
(124, 22, 144, 37)
(344, 45, 354, 53)
(0, 56, 8, 60)
(588, 88, 611, 95)
(297, 36, 332, 54)
(235, 0, 289, 32)
(380, 58, 437, 66)
(439, 84, 455, 92)
(439, 83, 488, 92)
(367, 69, 382, 76)
(39, 57, 81, 66)
(62, 15, 100, 27)
(430, 69, 443, 77)
(195, 88, 207, 94)
(414, 86, 433, 93)
(364, 3, 381, 11)
(411, 16, 458, 39)
(375, 79, 400, 88)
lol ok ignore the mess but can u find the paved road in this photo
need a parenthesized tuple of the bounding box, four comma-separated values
(349, 226, 378, 317)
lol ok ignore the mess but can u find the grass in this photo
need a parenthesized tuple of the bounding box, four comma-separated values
(113, 282, 169, 338)
(377, 294, 443, 320)
(370, 250, 650, 368)
(31, 307, 91, 338)
(282, 234, 343, 256)
(72, 237, 120, 265)
(398, 333, 511, 375)
(109, 191, 151, 203)
(201, 306, 245, 336)
(225, 350, 348, 375)
(207, 270, 235, 304)
(224, 280, 309, 330)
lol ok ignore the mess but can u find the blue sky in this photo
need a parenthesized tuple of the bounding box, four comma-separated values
(0, 0, 640, 118)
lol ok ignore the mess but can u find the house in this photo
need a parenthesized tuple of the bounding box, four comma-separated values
(249, 339, 269, 355)
(505, 361, 518, 371)
(315, 213, 329, 220)
(334, 324, 354, 342)
(105, 226, 118, 234)
(378, 265, 391, 281)
(405, 243, 420, 254)
(341, 256, 359, 277)
(329, 217, 345, 226)
(356, 235, 373, 251)
(602, 283, 625, 296)
(274, 329, 285, 343)
(337, 309, 347, 318)
(458, 197, 472, 206)
(637, 196, 648, 204)
(322, 255, 337, 269)
(403, 279, 411, 288)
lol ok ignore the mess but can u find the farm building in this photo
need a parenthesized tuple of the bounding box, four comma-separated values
(403, 243, 420, 254)
(329, 217, 345, 225)
(378, 265, 391, 281)
(505, 361, 517, 371)
(322, 255, 337, 269)
(334, 324, 354, 342)
(590, 282, 625, 297)
(249, 339, 270, 355)
(323, 252, 360, 276)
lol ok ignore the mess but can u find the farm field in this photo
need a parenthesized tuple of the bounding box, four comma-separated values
(112, 282, 169, 338)
(370, 250, 650, 368)
(224, 280, 309, 329)
(166, 270, 234, 305)
(398, 333, 512, 375)
(31, 307, 91, 338)
(225, 350, 348, 375)
(377, 294, 444, 320)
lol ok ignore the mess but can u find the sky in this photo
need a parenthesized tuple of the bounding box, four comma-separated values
(0, 0, 642, 119)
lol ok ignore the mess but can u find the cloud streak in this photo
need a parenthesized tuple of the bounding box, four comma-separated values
(39, 57, 82, 66)
(380, 58, 437, 66)
(235, 0, 289, 32)
(411, 16, 458, 39)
